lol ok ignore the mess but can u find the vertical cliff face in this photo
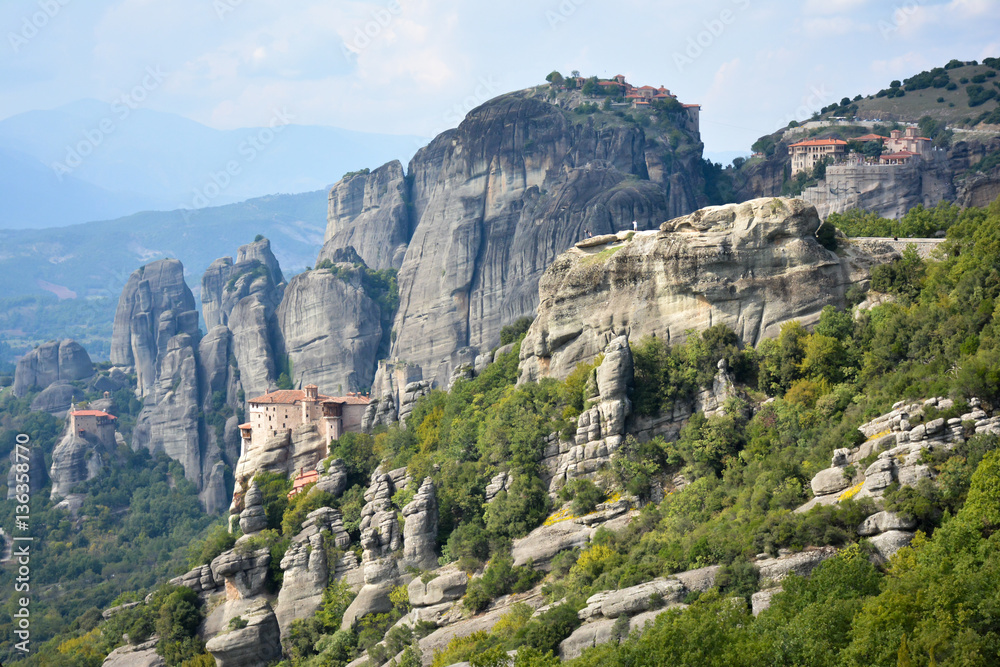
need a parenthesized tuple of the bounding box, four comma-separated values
(317, 161, 412, 271)
(320, 92, 707, 389)
(275, 269, 383, 394)
(110, 259, 198, 397)
(202, 239, 285, 331)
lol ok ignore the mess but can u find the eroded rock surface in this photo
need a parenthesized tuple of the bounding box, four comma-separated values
(13, 339, 94, 397)
(519, 198, 877, 382)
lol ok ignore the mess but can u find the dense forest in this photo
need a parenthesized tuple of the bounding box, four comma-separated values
(3, 198, 1000, 666)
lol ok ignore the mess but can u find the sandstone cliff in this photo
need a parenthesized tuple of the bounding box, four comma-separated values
(317, 161, 412, 271)
(110, 259, 198, 397)
(275, 268, 383, 394)
(320, 92, 707, 389)
(519, 198, 873, 382)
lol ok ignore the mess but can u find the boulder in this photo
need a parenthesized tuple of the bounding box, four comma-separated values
(755, 547, 837, 583)
(810, 467, 850, 497)
(211, 547, 271, 599)
(408, 570, 469, 607)
(13, 339, 94, 397)
(578, 578, 684, 620)
(869, 530, 914, 561)
(239, 479, 267, 535)
(29, 381, 86, 416)
(315, 459, 349, 497)
(205, 598, 281, 667)
(101, 638, 165, 667)
(857, 511, 918, 537)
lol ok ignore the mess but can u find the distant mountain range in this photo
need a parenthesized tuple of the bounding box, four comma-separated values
(0, 99, 424, 229)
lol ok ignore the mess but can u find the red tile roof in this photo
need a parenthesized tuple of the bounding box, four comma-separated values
(238, 422, 252, 430)
(249, 389, 331, 405)
(288, 469, 320, 497)
(71, 410, 116, 419)
(856, 133, 887, 142)
(789, 139, 848, 148)
(324, 395, 371, 406)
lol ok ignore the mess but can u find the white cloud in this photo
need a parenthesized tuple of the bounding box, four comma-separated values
(803, 0, 869, 16)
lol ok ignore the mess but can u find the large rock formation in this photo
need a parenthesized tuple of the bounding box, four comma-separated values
(319, 91, 707, 389)
(401, 477, 439, 571)
(49, 430, 115, 499)
(519, 198, 876, 382)
(341, 467, 408, 630)
(110, 259, 198, 397)
(318, 161, 412, 271)
(12, 339, 94, 397)
(201, 238, 285, 331)
(131, 334, 203, 485)
(205, 598, 282, 667)
(275, 268, 383, 394)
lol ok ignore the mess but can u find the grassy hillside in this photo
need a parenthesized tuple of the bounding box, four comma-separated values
(818, 58, 1000, 128)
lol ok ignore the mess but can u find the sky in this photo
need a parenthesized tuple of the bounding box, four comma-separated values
(1, 0, 998, 158)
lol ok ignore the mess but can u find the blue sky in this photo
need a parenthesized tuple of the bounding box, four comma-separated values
(1, 0, 998, 157)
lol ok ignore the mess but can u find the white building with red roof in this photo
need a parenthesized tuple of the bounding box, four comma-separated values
(239, 384, 369, 457)
(788, 138, 848, 176)
(69, 406, 117, 448)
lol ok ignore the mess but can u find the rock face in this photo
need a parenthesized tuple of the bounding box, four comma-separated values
(110, 259, 197, 397)
(341, 467, 408, 630)
(131, 334, 203, 485)
(316, 92, 706, 391)
(543, 335, 633, 493)
(49, 429, 115, 499)
(239, 479, 268, 534)
(318, 161, 412, 270)
(401, 477, 439, 571)
(29, 381, 86, 416)
(275, 268, 383, 394)
(275, 506, 353, 634)
(205, 598, 282, 667)
(228, 294, 280, 401)
(12, 339, 94, 397)
(519, 198, 877, 382)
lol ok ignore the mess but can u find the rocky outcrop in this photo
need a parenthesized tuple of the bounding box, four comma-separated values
(228, 294, 279, 401)
(101, 638, 165, 667)
(110, 259, 198, 397)
(275, 268, 383, 394)
(239, 479, 268, 534)
(401, 477, 439, 571)
(201, 238, 285, 331)
(29, 381, 86, 416)
(800, 158, 954, 220)
(519, 198, 879, 382)
(341, 467, 408, 629)
(205, 598, 282, 667)
(49, 429, 115, 499)
(131, 334, 203, 485)
(561, 564, 720, 660)
(12, 339, 94, 397)
(276, 507, 352, 634)
(318, 161, 412, 271)
(802, 396, 998, 511)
